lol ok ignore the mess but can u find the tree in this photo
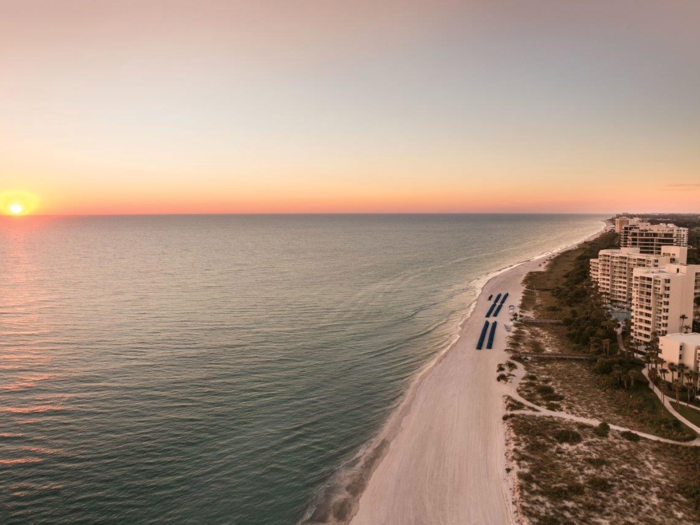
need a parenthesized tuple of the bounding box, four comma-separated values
(678, 363, 687, 384)
(659, 368, 669, 403)
(648, 332, 660, 364)
(681, 314, 690, 334)
(648, 367, 657, 392)
(669, 363, 678, 383)
(589, 337, 600, 355)
(613, 365, 624, 387)
(673, 379, 683, 405)
(685, 373, 695, 405)
(602, 338, 611, 357)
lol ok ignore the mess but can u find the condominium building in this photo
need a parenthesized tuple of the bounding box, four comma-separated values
(614, 216, 639, 233)
(659, 333, 700, 371)
(590, 246, 687, 308)
(620, 221, 689, 255)
(631, 264, 700, 344)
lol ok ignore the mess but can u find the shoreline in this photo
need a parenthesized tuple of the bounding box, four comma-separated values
(347, 223, 606, 525)
(338, 221, 608, 524)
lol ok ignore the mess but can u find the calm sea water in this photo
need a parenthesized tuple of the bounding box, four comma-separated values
(0, 214, 604, 523)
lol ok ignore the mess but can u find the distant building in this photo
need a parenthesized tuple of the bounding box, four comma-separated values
(631, 264, 700, 344)
(614, 216, 638, 233)
(659, 333, 700, 370)
(620, 221, 689, 255)
(590, 246, 687, 309)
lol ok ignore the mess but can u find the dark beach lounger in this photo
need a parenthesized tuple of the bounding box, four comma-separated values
(486, 321, 498, 349)
(477, 321, 490, 350)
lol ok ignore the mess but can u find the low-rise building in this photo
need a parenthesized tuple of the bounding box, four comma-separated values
(590, 246, 687, 309)
(631, 264, 700, 344)
(620, 221, 689, 255)
(659, 333, 700, 371)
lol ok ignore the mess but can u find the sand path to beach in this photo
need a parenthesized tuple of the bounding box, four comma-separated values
(350, 258, 544, 525)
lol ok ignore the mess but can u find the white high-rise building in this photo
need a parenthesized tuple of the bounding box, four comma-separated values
(659, 333, 700, 371)
(620, 221, 689, 255)
(590, 246, 687, 308)
(631, 264, 700, 344)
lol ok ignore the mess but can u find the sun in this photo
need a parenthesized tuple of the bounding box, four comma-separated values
(1, 191, 39, 216)
(9, 203, 24, 215)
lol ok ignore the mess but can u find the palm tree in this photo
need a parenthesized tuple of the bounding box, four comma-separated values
(673, 379, 683, 405)
(669, 362, 678, 383)
(613, 365, 624, 387)
(685, 373, 695, 405)
(678, 363, 687, 384)
(649, 332, 660, 363)
(687, 370, 699, 402)
(681, 314, 689, 333)
(644, 351, 654, 373)
(659, 368, 669, 403)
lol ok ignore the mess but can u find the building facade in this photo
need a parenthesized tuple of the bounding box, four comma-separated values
(614, 216, 639, 233)
(620, 222, 689, 255)
(659, 333, 700, 371)
(590, 246, 687, 309)
(631, 264, 700, 344)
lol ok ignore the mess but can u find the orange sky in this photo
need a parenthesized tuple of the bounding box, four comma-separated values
(1, 0, 699, 215)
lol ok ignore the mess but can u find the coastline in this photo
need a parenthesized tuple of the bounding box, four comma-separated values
(313, 221, 608, 524)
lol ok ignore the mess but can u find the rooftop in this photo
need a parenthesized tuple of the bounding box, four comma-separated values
(662, 333, 700, 344)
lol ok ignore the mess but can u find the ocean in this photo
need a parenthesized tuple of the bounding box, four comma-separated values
(0, 214, 605, 523)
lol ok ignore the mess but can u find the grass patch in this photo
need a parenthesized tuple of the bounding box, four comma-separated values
(671, 402, 700, 428)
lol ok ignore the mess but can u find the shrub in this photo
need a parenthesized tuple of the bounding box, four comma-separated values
(621, 430, 640, 442)
(553, 429, 582, 444)
(497, 373, 508, 382)
(536, 385, 555, 395)
(542, 393, 564, 402)
(593, 422, 610, 438)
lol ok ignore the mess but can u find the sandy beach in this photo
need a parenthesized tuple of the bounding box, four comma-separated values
(349, 228, 606, 525)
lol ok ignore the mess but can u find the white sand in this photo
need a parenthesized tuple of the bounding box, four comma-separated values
(350, 257, 546, 525)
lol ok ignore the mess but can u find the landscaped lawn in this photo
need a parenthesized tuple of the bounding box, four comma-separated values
(671, 401, 700, 429)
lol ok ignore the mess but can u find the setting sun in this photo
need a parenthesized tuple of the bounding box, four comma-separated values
(9, 203, 24, 215)
(1, 191, 39, 216)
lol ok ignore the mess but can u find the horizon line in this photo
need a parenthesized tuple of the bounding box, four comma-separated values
(1, 211, 629, 218)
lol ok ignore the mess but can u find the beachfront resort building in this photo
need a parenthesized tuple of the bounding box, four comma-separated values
(614, 216, 639, 233)
(620, 221, 689, 255)
(590, 246, 687, 309)
(631, 264, 700, 344)
(659, 333, 700, 370)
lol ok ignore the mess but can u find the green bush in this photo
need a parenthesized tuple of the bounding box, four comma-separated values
(536, 385, 555, 395)
(621, 430, 640, 442)
(553, 429, 582, 444)
(593, 422, 610, 438)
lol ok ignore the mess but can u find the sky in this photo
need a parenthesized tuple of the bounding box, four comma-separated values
(1, 0, 699, 215)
